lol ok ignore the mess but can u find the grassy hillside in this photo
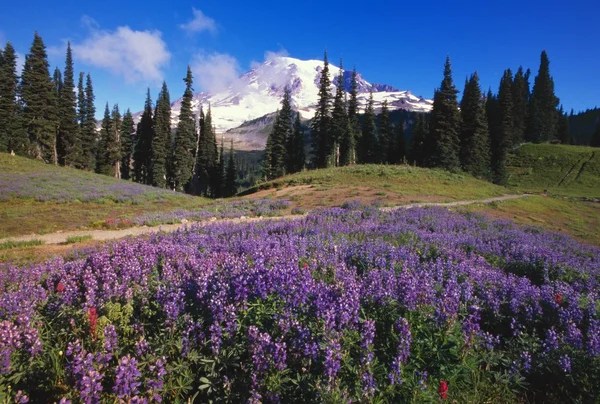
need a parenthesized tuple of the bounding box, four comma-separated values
(0, 153, 209, 237)
(241, 164, 509, 209)
(507, 143, 599, 197)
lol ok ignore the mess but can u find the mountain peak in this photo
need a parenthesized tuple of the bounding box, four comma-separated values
(150, 55, 433, 149)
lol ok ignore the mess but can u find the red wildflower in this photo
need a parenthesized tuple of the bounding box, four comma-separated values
(87, 307, 99, 339)
(438, 380, 448, 400)
(555, 293, 563, 305)
(56, 283, 65, 293)
(303, 262, 308, 269)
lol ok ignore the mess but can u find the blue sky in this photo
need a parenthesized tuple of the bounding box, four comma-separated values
(1, 0, 598, 117)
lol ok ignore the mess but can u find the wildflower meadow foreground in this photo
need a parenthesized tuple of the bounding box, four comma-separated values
(1, 205, 599, 403)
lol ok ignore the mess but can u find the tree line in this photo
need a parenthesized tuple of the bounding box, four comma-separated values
(264, 49, 587, 185)
(0, 32, 238, 197)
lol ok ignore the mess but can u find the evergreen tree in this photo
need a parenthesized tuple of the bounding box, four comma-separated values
(110, 104, 122, 177)
(151, 82, 171, 187)
(80, 74, 97, 170)
(330, 61, 348, 166)
(216, 139, 226, 198)
(311, 51, 332, 168)
(133, 89, 153, 184)
(120, 109, 135, 180)
(0, 42, 24, 154)
(341, 67, 359, 165)
(21, 32, 58, 163)
(96, 103, 113, 175)
(262, 117, 274, 180)
(459, 72, 490, 177)
(271, 87, 293, 178)
(358, 90, 378, 163)
(409, 113, 428, 166)
(392, 118, 406, 164)
(591, 121, 600, 147)
(57, 42, 82, 167)
(491, 69, 513, 185)
(528, 50, 559, 142)
(77, 72, 85, 127)
(378, 100, 393, 163)
(225, 140, 238, 197)
(196, 104, 219, 196)
(429, 56, 461, 171)
(557, 105, 571, 144)
(511, 66, 530, 145)
(286, 112, 305, 173)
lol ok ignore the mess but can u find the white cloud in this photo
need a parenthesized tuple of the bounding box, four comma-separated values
(191, 52, 240, 94)
(71, 16, 170, 83)
(180, 8, 217, 34)
(249, 48, 291, 89)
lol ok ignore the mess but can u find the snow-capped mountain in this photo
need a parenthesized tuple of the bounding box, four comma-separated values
(138, 56, 433, 150)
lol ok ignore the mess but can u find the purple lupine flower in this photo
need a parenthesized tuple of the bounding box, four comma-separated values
(559, 354, 571, 373)
(113, 355, 142, 398)
(103, 324, 118, 353)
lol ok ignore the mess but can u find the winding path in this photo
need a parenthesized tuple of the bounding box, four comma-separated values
(1, 194, 532, 246)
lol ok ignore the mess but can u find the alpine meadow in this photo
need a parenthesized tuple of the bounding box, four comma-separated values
(1, 2, 600, 403)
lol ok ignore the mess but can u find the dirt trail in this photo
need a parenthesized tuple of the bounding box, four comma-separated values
(1, 194, 532, 246)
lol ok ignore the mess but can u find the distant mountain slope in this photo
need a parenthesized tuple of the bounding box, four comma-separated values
(135, 56, 433, 150)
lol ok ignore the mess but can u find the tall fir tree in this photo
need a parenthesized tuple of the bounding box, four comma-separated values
(557, 105, 571, 144)
(195, 106, 211, 195)
(57, 42, 82, 167)
(120, 109, 135, 180)
(358, 90, 378, 163)
(262, 114, 274, 180)
(409, 113, 428, 166)
(311, 51, 332, 168)
(21, 32, 58, 163)
(429, 56, 461, 171)
(133, 89, 153, 184)
(286, 112, 305, 173)
(392, 118, 406, 164)
(96, 103, 113, 175)
(151, 82, 171, 188)
(271, 87, 293, 178)
(110, 104, 122, 177)
(77, 72, 85, 127)
(528, 50, 559, 142)
(225, 140, 238, 197)
(330, 61, 348, 166)
(216, 139, 226, 198)
(491, 69, 514, 185)
(511, 66, 530, 145)
(378, 100, 393, 164)
(341, 67, 359, 166)
(459, 72, 490, 177)
(591, 121, 600, 147)
(0, 42, 24, 154)
(80, 74, 97, 170)
(172, 66, 196, 192)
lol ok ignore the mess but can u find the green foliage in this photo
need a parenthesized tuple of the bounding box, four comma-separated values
(331, 61, 349, 167)
(151, 82, 171, 188)
(287, 113, 305, 173)
(557, 105, 571, 145)
(225, 141, 238, 197)
(527, 50, 559, 142)
(0, 42, 25, 155)
(120, 109, 135, 180)
(491, 69, 514, 185)
(358, 90, 378, 164)
(429, 57, 461, 171)
(20, 32, 57, 163)
(0, 239, 44, 250)
(378, 100, 393, 164)
(80, 74, 97, 171)
(63, 235, 93, 244)
(134, 89, 154, 184)
(409, 113, 428, 166)
(589, 121, 600, 147)
(511, 66, 530, 145)
(341, 68, 359, 166)
(96, 104, 121, 177)
(171, 67, 197, 192)
(459, 72, 490, 178)
(311, 50, 332, 168)
(57, 42, 82, 168)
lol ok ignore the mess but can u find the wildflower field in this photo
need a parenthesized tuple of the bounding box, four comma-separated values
(1, 205, 599, 403)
